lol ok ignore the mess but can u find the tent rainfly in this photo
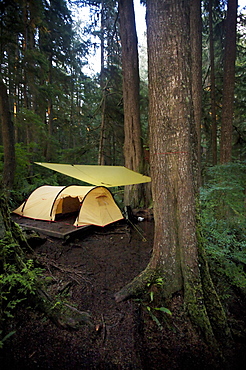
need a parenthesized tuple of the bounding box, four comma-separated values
(13, 185, 123, 227)
(35, 163, 151, 187)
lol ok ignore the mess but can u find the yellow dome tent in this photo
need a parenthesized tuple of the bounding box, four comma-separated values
(13, 185, 123, 227)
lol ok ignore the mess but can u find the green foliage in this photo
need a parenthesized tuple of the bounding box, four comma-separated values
(13, 143, 38, 193)
(0, 235, 45, 348)
(5, 143, 59, 206)
(0, 330, 16, 349)
(201, 162, 246, 220)
(201, 6, 246, 166)
(0, 240, 44, 319)
(15, 109, 44, 139)
(201, 163, 246, 298)
(135, 277, 172, 330)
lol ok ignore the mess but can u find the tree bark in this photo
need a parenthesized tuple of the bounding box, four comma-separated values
(45, 56, 54, 161)
(98, 0, 107, 165)
(220, 0, 238, 163)
(190, 0, 202, 186)
(115, 0, 230, 347)
(98, 92, 107, 165)
(118, 0, 144, 207)
(209, 0, 218, 165)
(0, 78, 16, 191)
(147, 0, 198, 297)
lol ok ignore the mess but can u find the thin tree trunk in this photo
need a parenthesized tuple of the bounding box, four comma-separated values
(98, 92, 107, 165)
(0, 78, 16, 191)
(220, 0, 238, 163)
(98, 0, 107, 165)
(190, 0, 202, 186)
(118, 0, 144, 207)
(46, 57, 53, 161)
(209, 0, 217, 165)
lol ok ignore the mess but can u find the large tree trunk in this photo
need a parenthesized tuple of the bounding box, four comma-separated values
(0, 78, 16, 191)
(118, 0, 144, 207)
(147, 0, 199, 298)
(115, 0, 230, 347)
(190, 0, 202, 186)
(220, 0, 238, 163)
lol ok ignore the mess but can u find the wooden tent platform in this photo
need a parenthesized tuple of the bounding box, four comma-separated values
(11, 214, 91, 239)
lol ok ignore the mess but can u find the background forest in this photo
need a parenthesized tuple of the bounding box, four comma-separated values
(1, 0, 245, 258)
(0, 0, 246, 368)
(0, 0, 245, 187)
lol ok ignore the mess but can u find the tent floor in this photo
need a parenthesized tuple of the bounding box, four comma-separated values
(11, 214, 91, 239)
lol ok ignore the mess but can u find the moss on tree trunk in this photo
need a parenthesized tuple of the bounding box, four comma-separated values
(196, 215, 231, 344)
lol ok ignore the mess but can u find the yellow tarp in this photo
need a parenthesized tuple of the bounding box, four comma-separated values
(35, 163, 151, 187)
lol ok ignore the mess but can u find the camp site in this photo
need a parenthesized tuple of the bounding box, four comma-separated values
(1, 1, 246, 369)
(12, 164, 151, 237)
(12, 184, 124, 237)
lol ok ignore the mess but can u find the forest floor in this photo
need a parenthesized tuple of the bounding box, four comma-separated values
(1, 214, 246, 370)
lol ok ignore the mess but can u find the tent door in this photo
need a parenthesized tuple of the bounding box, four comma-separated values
(55, 196, 81, 221)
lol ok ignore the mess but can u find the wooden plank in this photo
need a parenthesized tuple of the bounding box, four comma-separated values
(11, 214, 91, 239)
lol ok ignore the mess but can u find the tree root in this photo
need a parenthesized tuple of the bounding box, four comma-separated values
(115, 265, 156, 303)
(198, 242, 232, 344)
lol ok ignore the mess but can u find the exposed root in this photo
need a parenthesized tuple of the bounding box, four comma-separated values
(115, 265, 156, 303)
